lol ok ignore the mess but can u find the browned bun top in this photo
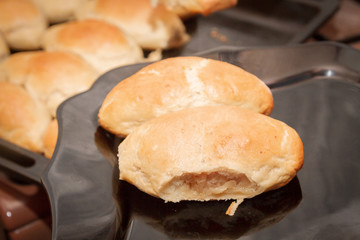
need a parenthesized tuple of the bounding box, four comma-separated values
(42, 19, 144, 74)
(0, 81, 51, 153)
(0, 0, 41, 24)
(0, 0, 48, 50)
(158, 0, 238, 18)
(98, 56, 273, 136)
(28, 0, 90, 24)
(0, 51, 98, 117)
(75, 0, 189, 49)
(46, 19, 129, 50)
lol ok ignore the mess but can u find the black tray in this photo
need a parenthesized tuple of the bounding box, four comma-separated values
(40, 42, 360, 239)
(164, 0, 339, 57)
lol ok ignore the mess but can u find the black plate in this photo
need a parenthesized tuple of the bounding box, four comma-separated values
(42, 42, 360, 240)
(163, 0, 339, 57)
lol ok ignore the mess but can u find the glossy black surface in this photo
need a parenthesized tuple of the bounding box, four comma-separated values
(117, 177, 302, 240)
(43, 42, 360, 239)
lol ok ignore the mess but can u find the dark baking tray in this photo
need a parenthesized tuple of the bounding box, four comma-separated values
(164, 0, 339, 57)
(37, 42, 360, 240)
(0, 0, 339, 182)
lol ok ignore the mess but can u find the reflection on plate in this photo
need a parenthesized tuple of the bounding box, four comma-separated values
(115, 177, 302, 240)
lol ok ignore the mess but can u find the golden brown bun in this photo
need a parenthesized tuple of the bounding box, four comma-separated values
(0, 82, 51, 153)
(156, 0, 238, 18)
(42, 118, 58, 159)
(75, 0, 189, 49)
(29, 0, 90, 24)
(98, 56, 273, 136)
(118, 106, 304, 214)
(0, 34, 10, 62)
(0, 0, 48, 50)
(0, 51, 98, 117)
(0, 51, 36, 85)
(42, 19, 145, 74)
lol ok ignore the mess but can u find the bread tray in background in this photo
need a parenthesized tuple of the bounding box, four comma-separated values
(37, 42, 360, 240)
(163, 0, 339, 57)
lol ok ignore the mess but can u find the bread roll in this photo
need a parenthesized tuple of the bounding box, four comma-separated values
(0, 51, 36, 85)
(98, 56, 273, 137)
(155, 0, 238, 18)
(0, 34, 9, 62)
(42, 118, 58, 159)
(0, 51, 98, 117)
(29, 0, 90, 24)
(75, 0, 189, 49)
(0, 0, 48, 50)
(0, 82, 51, 153)
(118, 106, 304, 215)
(42, 19, 145, 74)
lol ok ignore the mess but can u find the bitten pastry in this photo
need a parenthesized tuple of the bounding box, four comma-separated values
(0, 0, 48, 50)
(0, 82, 51, 153)
(154, 0, 238, 18)
(75, 0, 189, 49)
(29, 0, 90, 24)
(42, 19, 145, 74)
(98, 56, 273, 136)
(118, 106, 304, 215)
(0, 51, 98, 117)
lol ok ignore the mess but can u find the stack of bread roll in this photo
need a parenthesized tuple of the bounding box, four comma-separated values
(0, 0, 238, 158)
(98, 56, 304, 215)
(0, 51, 98, 158)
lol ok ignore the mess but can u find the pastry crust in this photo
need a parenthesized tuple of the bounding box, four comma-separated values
(158, 0, 238, 18)
(75, 0, 189, 49)
(29, 0, 90, 24)
(98, 56, 273, 136)
(43, 19, 144, 74)
(0, 51, 98, 117)
(0, 0, 48, 50)
(0, 82, 50, 153)
(42, 19, 145, 74)
(118, 106, 304, 214)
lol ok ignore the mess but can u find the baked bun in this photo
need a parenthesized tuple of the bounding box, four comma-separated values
(42, 118, 58, 159)
(118, 106, 304, 215)
(75, 0, 189, 49)
(98, 56, 273, 137)
(0, 51, 98, 117)
(0, 34, 10, 62)
(28, 0, 90, 24)
(155, 0, 238, 18)
(42, 19, 145, 74)
(0, 82, 51, 153)
(0, 0, 48, 50)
